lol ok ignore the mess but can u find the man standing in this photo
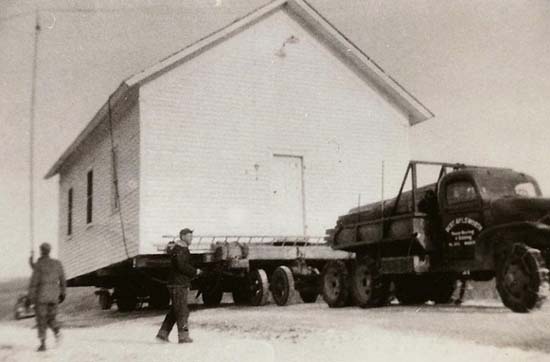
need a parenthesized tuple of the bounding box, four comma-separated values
(28, 242, 66, 352)
(156, 228, 201, 343)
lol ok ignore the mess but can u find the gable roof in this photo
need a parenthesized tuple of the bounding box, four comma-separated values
(45, 0, 434, 179)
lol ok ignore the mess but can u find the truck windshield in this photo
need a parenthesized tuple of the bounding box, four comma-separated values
(478, 178, 541, 199)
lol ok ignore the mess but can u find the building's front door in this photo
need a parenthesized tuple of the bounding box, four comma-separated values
(270, 155, 305, 235)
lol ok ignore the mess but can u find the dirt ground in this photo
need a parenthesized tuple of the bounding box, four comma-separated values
(2, 297, 550, 362)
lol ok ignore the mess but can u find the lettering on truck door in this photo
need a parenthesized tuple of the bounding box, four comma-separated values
(440, 178, 484, 260)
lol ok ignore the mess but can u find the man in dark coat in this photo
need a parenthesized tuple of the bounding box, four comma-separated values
(28, 242, 66, 352)
(156, 228, 201, 343)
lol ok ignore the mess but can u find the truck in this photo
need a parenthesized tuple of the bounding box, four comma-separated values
(321, 161, 550, 313)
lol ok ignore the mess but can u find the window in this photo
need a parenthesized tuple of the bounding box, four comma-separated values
(67, 188, 73, 236)
(446, 181, 477, 206)
(86, 170, 93, 224)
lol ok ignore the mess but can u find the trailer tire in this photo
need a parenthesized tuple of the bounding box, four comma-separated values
(116, 296, 138, 312)
(321, 260, 350, 308)
(271, 266, 296, 306)
(98, 292, 113, 310)
(496, 243, 549, 313)
(250, 269, 270, 306)
(299, 290, 318, 303)
(149, 285, 170, 309)
(232, 287, 249, 305)
(351, 256, 390, 308)
(115, 286, 139, 312)
(202, 286, 224, 307)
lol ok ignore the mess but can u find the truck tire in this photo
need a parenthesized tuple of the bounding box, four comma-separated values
(430, 275, 457, 304)
(249, 269, 270, 306)
(202, 286, 223, 307)
(321, 260, 350, 308)
(351, 256, 390, 308)
(271, 266, 296, 306)
(496, 243, 549, 313)
(394, 275, 429, 305)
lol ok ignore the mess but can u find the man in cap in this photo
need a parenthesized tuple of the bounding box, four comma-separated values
(156, 228, 201, 343)
(28, 242, 66, 352)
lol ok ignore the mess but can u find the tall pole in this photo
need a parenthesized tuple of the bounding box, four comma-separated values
(29, 10, 40, 261)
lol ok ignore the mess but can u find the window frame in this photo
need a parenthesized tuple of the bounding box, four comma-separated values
(86, 169, 93, 224)
(67, 187, 73, 236)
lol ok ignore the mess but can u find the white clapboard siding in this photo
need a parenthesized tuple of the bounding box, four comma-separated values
(58, 98, 140, 279)
(138, 8, 411, 254)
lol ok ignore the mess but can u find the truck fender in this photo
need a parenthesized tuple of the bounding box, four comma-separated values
(475, 222, 550, 269)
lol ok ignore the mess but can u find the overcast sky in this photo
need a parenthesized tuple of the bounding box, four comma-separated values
(2, 0, 550, 281)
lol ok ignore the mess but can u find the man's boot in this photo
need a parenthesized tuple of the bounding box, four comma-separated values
(156, 329, 170, 343)
(178, 330, 193, 344)
(37, 340, 46, 352)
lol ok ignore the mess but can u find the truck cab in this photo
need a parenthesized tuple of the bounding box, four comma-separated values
(323, 161, 550, 313)
(438, 168, 543, 261)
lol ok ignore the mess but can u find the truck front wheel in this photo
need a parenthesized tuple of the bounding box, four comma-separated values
(496, 243, 549, 313)
(321, 260, 350, 308)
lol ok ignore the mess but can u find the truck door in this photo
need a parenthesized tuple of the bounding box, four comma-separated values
(439, 178, 484, 260)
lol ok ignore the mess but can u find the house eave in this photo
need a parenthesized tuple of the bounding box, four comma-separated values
(44, 82, 132, 179)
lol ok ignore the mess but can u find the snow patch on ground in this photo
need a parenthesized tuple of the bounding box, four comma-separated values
(1, 312, 549, 362)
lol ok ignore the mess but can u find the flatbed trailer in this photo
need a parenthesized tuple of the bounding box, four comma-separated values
(88, 236, 353, 311)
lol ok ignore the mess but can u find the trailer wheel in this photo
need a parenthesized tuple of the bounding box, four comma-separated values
(299, 290, 319, 303)
(271, 266, 296, 306)
(116, 296, 138, 312)
(394, 276, 429, 305)
(321, 260, 350, 308)
(202, 286, 224, 307)
(249, 269, 270, 306)
(149, 285, 170, 309)
(496, 243, 549, 313)
(115, 286, 139, 312)
(351, 256, 390, 308)
(232, 286, 249, 305)
(98, 292, 113, 310)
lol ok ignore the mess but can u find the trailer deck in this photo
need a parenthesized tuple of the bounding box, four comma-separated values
(93, 235, 354, 311)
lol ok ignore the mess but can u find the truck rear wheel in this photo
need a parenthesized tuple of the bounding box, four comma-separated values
(394, 275, 429, 305)
(249, 269, 270, 306)
(321, 260, 350, 308)
(496, 243, 549, 313)
(271, 266, 296, 306)
(351, 256, 390, 308)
